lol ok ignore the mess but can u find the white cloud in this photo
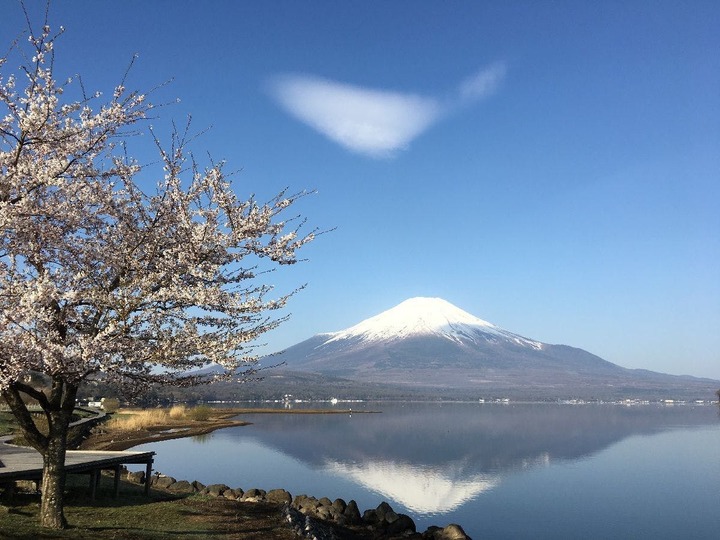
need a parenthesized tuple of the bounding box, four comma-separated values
(458, 62, 507, 103)
(268, 63, 506, 158)
(269, 75, 440, 158)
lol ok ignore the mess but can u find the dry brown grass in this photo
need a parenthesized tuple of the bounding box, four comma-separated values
(106, 405, 217, 432)
(168, 404, 187, 419)
(107, 409, 172, 431)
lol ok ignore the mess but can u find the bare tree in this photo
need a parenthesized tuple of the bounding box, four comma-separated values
(0, 20, 315, 528)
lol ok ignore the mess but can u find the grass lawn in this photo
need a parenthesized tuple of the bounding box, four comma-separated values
(0, 412, 15, 436)
(0, 475, 298, 540)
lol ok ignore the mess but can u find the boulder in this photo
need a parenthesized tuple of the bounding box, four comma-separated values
(387, 513, 416, 535)
(167, 480, 194, 494)
(363, 508, 379, 524)
(241, 488, 266, 502)
(223, 488, 241, 500)
(363, 500, 395, 526)
(434, 523, 472, 540)
(267, 488, 293, 505)
(362, 508, 380, 525)
(126, 471, 145, 484)
(315, 505, 333, 520)
(423, 526, 443, 538)
(293, 494, 318, 513)
(152, 475, 177, 489)
(343, 500, 362, 525)
(384, 510, 400, 524)
(191, 480, 206, 492)
(375, 501, 394, 521)
(203, 483, 231, 497)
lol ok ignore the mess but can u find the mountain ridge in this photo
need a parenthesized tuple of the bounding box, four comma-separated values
(316, 297, 544, 350)
(271, 297, 718, 399)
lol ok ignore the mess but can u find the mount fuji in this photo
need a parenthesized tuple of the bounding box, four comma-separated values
(273, 298, 718, 399)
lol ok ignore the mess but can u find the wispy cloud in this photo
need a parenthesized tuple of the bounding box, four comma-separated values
(268, 63, 506, 158)
(458, 63, 507, 103)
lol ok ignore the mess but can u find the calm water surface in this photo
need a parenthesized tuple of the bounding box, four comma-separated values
(134, 403, 720, 539)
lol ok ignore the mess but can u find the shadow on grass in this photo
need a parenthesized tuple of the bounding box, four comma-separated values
(0, 475, 299, 539)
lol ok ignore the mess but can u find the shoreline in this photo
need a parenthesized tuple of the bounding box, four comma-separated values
(78, 407, 372, 451)
(73, 406, 470, 538)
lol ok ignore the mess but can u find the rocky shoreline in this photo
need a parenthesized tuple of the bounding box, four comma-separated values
(78, 409, 472, 539)
(120, 468, 472, 540)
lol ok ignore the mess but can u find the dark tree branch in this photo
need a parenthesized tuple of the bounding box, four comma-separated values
(1, 385, 48, 451)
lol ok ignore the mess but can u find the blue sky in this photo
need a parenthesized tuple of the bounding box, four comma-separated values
(3, 1, 719, 379)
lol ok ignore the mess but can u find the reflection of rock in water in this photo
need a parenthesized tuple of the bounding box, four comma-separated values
(324, 458, 501, 514)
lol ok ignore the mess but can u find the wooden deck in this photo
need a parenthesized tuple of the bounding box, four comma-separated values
(0, 437, 154, 498)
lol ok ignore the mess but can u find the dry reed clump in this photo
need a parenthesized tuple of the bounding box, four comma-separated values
(168, 405, 187, 419)
(107, 409, 171, 431)
(106, 405, 215, 431)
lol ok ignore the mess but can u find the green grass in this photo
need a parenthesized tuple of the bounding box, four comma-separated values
(186, 405, 213, 422)
(0, 475, 297, 539)
(0, 411, 15, 436)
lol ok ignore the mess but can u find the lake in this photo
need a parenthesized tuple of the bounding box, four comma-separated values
(134, 402, 720, 539)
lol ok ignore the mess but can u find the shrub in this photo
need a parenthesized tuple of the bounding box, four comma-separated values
(101, 398, 120, 413)
(188, 405, 212, 422)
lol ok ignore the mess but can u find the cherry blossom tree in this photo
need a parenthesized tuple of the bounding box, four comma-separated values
(0, 22, 315, 528)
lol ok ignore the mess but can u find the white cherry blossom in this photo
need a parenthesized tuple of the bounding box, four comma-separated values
(1, 23, 315, 529)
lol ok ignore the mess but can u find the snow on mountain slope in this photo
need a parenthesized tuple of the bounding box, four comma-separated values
(271, 297, 720, 397)
(320, 297, 543, 350)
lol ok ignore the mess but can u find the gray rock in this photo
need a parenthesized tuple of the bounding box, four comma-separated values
(437, 523, 472, 540)
(223, 488, 241, 500)
(267, 488, 292, 505)
(387, 513, 416, 535)
(191, 480, 205, 492)
(293, 494, 318, 512)
(375, 501, 394, 521)
(126, 471, 145, 484)
(316, 505, 333, 520)
(204, 483, 231, 497)
(241, 487, 266, 501)
(332, 498, 347, 513)
(384, 510, 400, 524)
(423, 526, 443, 538)
(363, 508, 380, 524)
(152, 475, 177, 489)
(167, 480, 194, 494)
(343, 500, 362, 524)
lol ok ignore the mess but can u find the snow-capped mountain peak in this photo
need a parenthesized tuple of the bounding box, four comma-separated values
(321, 297, 542, 349)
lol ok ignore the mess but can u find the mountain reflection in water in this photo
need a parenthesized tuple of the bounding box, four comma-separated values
(323, 459, 501, 514)
(134, 403, 720, 537)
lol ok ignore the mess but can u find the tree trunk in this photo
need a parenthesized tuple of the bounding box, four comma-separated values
(2, 377, 79, 529)
(40, 424, 69, 529)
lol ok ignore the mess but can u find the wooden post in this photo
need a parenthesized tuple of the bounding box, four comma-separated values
(145, 458, 153, 495)
(89, 469, 98, 500)
(113, 464, 121, 498)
